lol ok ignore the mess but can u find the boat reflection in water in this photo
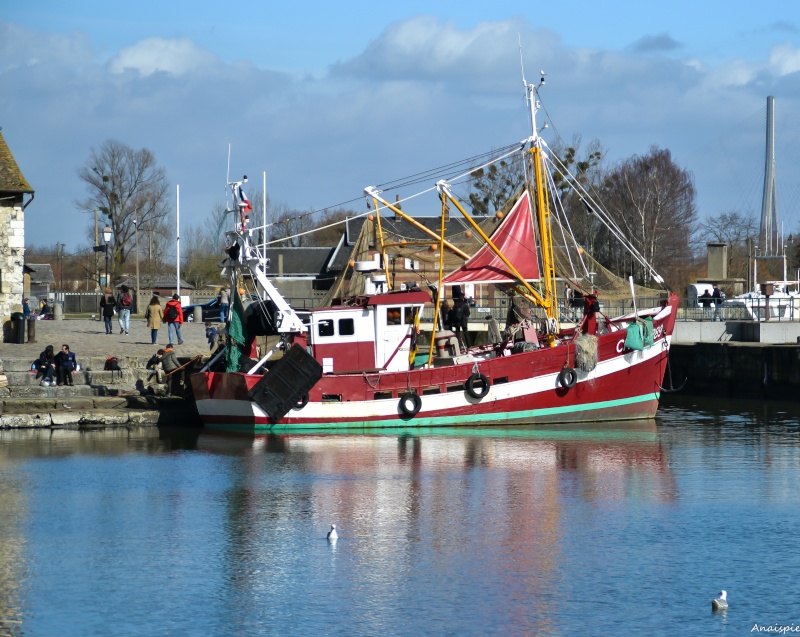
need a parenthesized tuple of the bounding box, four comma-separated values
(195, 422, 675, 634)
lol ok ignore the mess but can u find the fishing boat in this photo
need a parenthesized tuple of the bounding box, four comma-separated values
(190, 76, 680, 431)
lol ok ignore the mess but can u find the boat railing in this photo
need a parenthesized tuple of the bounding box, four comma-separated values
(247, 293, 800, 324)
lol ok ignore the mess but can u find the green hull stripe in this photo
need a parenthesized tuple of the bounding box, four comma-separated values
(207, 392, 661, 432)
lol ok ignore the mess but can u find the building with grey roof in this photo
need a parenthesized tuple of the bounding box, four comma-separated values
(0, 128, 34, 328)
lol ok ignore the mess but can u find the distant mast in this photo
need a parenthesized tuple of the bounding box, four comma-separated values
(760, 95, 779, 255)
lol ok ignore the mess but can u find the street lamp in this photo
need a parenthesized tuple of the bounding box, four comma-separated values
(789, 234, 795, 283)
(133, 218, 140, 313)
(103, 225, 112, 288)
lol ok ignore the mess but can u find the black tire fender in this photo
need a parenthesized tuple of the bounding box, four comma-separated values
(399, 392, 422, 417)
(558, 367, 578, 389)
(465, 373, 490, 399)
(293, 394, 309, 410)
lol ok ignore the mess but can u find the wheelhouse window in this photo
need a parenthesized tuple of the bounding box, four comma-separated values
(339, 318, 355, 336)
(317, 319, 334, 337)
(386, 307, 402, 325)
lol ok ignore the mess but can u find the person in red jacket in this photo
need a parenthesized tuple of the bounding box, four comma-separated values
(164, 294, 184, 346)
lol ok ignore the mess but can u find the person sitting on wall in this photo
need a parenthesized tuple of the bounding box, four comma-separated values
(146, 349, 166, 383)
(161, 344, 181, 396)
(54, 344, 78, 386)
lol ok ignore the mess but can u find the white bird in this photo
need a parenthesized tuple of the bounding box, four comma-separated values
(327, 524, 338, 540)
(712, 590, 728, 610)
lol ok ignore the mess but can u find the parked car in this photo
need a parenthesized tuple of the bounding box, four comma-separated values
(182, 293, 262, 322)
(182, 297, 223, 322)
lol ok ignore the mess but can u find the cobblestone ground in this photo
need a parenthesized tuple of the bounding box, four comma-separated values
(0, 316, 215, 362)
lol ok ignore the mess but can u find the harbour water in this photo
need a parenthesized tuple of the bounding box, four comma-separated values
(2, 395, 800, 636)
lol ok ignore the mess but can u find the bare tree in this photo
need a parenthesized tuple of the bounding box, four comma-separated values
(600, 146, 697, 285)
(696, 211, 758, 281)
(76, 140, 171, 283)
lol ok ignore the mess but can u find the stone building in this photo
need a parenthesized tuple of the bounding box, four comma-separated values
(0, 129, 34, 324)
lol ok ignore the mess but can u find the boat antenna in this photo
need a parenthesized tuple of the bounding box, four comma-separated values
(519, 34, 526, 91)
(226, 144, 232, 212)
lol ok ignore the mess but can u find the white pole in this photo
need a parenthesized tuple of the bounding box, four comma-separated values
(628, 275, 638, 318)
(176, 184, 181, 296)
(262, 170, 267, 252)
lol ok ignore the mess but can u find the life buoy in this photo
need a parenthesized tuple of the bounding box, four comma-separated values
(558, 367, 578, 389)
(399, 392, 422, 417)
(466, 373, 490, 399)
(293, 394, 309, 410)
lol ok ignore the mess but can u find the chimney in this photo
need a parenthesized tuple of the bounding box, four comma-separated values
(394, 194, 402, 220)
(707, 243, 727, 280)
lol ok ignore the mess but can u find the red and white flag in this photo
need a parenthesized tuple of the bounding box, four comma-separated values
(235, 183, 252, 213)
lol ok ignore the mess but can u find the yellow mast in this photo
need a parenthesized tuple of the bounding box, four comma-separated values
(531, 145, 558, 324)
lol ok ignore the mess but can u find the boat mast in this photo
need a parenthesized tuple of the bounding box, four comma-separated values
(525, 73, 558, 328)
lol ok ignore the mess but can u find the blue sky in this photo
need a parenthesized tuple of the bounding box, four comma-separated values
(3, 1, 800, 253)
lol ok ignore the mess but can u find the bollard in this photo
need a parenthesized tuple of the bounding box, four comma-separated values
(10, 312, 25, 344)
(27, 317, 36, 343)
(54, 302, 64, 321)
(194, 306, 202, 323)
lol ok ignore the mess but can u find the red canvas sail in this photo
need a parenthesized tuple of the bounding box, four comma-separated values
(443, 191, 540, 285)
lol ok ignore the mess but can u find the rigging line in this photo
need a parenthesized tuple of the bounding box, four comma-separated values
(543, 150, 663, 283)
(374, 142, 523, 190)
(263, 209, 373, 247)
(544, 162, 588, 281)
(444, 144, 527, 187)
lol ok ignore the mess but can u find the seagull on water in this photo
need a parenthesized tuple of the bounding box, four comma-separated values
(712, 590, 728, 611)
(327, 524, 338, 541)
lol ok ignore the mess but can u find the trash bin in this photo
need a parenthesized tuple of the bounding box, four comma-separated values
(10, 312, 25, 344)
(27, 317, 36, 343)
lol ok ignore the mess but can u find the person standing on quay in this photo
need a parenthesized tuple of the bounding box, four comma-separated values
(99, 288, 116, 335)
(699, 289, 713, 320)
(23, 298, 31, 320)
(219, 286, 230, 323)
(145, 295, 163, 345)
(712, 284, 724, 322)
(117, 285, 133, 335)
(164, 294, 184, 346)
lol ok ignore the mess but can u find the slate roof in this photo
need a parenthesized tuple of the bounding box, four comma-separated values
(0, 129, 33, 193)
(26, 263, 55, 284)
(264, 247, 338, 277)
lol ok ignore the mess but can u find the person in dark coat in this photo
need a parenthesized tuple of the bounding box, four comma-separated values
(54, 344, 78, 386)
(449, 294, 471, 348)
(36, 344, 56, 386)
(99, 288, 116, 334)
(711, 284, 724, 322)
(699, 289, 713, 320)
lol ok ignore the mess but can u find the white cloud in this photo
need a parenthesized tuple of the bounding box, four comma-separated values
(4, 16, 800, 250)
(769, 42, 800, 76)
(108, 37, 219, 76)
